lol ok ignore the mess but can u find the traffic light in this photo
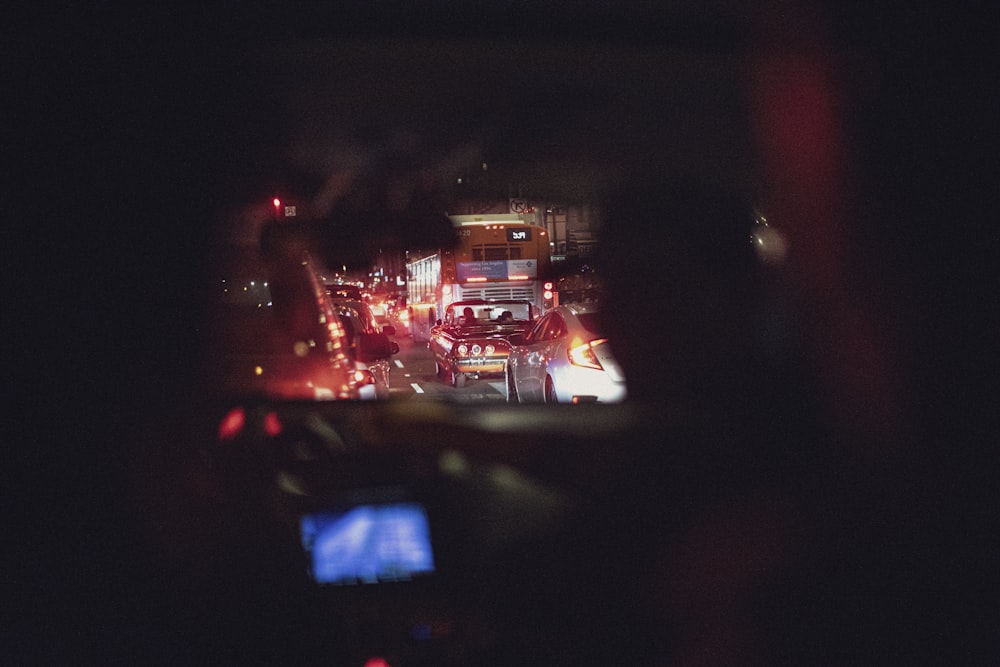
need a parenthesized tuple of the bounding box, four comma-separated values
(271, 197, 298, 220)
(543, 281, 556, 310)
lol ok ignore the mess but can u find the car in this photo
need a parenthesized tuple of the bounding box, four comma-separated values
(428, 299, 536, 387)
(386, 295, 411, 336)
(506, 304, 627, 404)
(328, 297, 400, 399)
(205, 249, 365, 401)
(366, 294, 389, 320)
(325, 283, 363, 301)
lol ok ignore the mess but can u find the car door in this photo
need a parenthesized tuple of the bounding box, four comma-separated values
(535, 313, 568, 400)
(518, 313, 566, 401)
(511, 313, 549, 401)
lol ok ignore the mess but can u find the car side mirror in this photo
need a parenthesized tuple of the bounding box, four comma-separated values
(382, 325, 396, 336)
(358, 332, 393, 361)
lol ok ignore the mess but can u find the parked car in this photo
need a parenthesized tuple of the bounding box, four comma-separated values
(329, 298, 399, 399)
(506, 304, 627, 404)
(429, 299, 536, 387)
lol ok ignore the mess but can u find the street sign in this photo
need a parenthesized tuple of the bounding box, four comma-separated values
(509, 198, 528, 214)
(284, 205, 297, 217)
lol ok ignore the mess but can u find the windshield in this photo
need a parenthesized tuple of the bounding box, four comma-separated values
(21, 3, 988, 665)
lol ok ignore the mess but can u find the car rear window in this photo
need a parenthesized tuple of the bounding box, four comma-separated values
(577, 312, 602, 335)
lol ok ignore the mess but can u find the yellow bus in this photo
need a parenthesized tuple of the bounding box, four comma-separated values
(406, 214, 552, 342)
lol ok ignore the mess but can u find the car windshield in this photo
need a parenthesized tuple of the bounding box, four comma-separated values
(333, 301, 375, 333)
(446, 302, 531, 326)
(21, 3, 988, 665)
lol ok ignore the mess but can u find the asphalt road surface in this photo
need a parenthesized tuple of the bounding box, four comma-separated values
(387, 334, 507, 402)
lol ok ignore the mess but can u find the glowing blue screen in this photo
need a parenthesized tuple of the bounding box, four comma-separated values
(300, 503, 435, 584)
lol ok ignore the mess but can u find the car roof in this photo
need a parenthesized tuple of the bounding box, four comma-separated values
(558, 303, 599, 316)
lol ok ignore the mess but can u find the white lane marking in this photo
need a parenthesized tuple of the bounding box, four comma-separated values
(410, 383, 424, 394)
(394, 359, 405, 368)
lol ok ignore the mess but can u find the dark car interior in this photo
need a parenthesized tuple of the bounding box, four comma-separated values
(10, 2, 992, 665)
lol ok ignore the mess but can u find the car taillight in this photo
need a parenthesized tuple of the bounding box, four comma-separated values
(456, 344, 469, 357)
(471, 344, 482, 355)
(354, 368, 376, 385)
(484, 344, 495, 355)
(568, 338, 608, 370)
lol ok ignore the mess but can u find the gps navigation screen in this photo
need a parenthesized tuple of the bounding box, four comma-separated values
(300, 503, 436, 585)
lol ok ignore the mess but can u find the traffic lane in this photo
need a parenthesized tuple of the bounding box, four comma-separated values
(389, 335, 507, 401)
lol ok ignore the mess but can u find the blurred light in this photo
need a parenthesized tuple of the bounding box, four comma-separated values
(457, 344, 468, 356)
(484, 344, 495, 355)
(272, 198, 281, 208)
(471, 344, 482, 355)
(508, 274, 529, 281)
(254, 365, 263, 376)
(363, 658, 391, 667)
(263, 411, 282, 437)
(543, 290, 553, 300)
(439, 449, 470, 476)
(217, 406, 246, 441)
(753, 227, 789, 265)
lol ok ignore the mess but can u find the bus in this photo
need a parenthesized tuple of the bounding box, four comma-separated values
(406, 213, 552, 343)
